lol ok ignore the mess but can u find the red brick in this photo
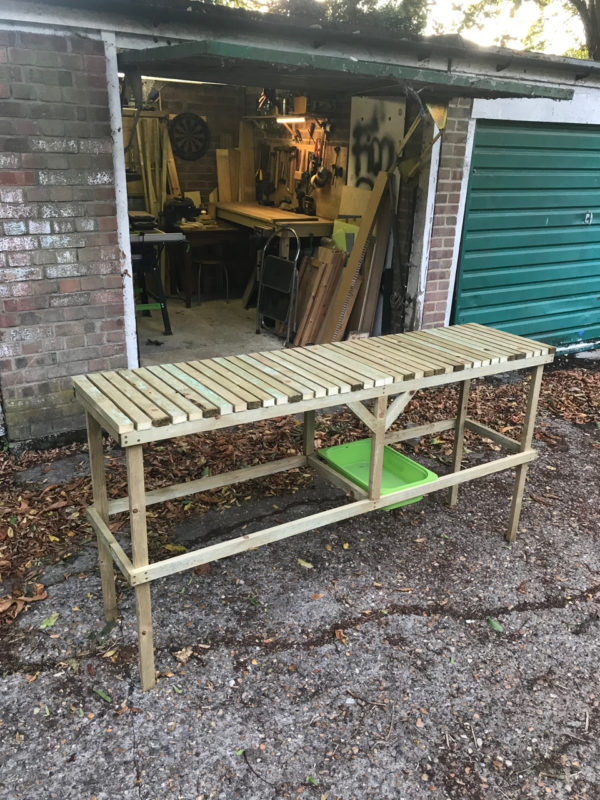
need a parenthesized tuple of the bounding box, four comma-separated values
(0, 170, 35, 185)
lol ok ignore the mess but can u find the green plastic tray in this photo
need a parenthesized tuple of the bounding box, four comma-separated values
(319, 438, 437, 509)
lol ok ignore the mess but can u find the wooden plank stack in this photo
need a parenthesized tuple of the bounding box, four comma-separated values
(294, 248, 345, 345)
(292, 171, 393, 346)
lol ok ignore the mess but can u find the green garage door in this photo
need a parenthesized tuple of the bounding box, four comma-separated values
(452, 120, 600, 346)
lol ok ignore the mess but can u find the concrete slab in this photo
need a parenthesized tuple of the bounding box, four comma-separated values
(137, 298, 281, 367)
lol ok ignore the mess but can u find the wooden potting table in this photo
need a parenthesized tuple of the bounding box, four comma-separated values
(73, 324, 554, 690)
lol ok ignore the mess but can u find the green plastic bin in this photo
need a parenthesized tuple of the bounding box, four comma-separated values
(319, 438, 437, 509)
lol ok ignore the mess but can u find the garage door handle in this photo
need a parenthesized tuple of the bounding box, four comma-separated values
(584, 211, 593, 224)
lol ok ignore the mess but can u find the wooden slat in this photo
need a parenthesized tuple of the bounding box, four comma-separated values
(187, 359, 262, 408)
(385, 336, 458, 373)
(263, 350, 340, 396)
(176, 361, 250, 412)
(349, 338, 432, 377)
(332, 340, 417, 381)
(214, 356, 290, 406)
(201, 357, 276, 407)
(117, 369, 188, 424)
(296, 346, 371, 390)
(331, 342, 415, 383)
(102, 371, 171, 426)
(288, 348, 356, 392)
(87, 373, 153, 430)
(460, 324, 533, 358)
(132, 368, 204, 421)
(469, 323, 555, 355)
(109, 454, 307, 515)
(425, 327, 506, 364)
(394, 333, 467, 371)
(316, 343, 392, 386)
(235, 353, 315, 401)
(72, 376, 134, 435)
(407, 330, 481, 368)
(463, 324, 539, 357)
(450, 326, 522, 359)
(148, 365, 221, 417)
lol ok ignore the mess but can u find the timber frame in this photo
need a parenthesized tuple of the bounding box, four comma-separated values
(78, 325, 554, 690)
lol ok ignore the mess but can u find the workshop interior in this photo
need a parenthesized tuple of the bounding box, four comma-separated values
(121, 60, 446, 365)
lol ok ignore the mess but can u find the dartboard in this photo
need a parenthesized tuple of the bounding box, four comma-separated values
(168, 113, 210, 161)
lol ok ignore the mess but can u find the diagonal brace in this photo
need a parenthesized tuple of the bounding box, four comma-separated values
(347, 401, 377, 432)
(385, 391, 415, 430)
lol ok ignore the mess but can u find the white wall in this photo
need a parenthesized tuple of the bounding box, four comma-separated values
(473, 87, 600, 125)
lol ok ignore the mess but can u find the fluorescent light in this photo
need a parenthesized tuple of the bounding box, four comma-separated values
(142, 75, 224, 85)
(116, 71, 223, 86)
(276, 116, 306, 124)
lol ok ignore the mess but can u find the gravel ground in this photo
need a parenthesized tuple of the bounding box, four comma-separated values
(0, 415, 599, 800)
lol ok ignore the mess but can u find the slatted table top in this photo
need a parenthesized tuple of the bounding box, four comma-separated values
(73, 324, 555, 446)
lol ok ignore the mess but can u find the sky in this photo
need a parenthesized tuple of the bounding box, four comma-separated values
(425, 0, 585, 57)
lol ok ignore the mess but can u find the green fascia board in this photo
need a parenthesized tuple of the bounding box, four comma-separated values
(118, 40, 573, 100)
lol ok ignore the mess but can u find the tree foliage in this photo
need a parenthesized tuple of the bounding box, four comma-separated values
(456, 1, 600, 59)
(208, 0, 429, 36)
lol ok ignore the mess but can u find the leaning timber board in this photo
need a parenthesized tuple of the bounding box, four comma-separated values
(73, 324, 555, 446)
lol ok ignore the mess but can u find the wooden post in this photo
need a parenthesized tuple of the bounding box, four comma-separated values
(126, 445, 156, 690)
(448, 379, 471, 507)
(87, 412, 118, 621)
(506, 365, 544, 542)
(303, 410, 315, 457)
(368, 396, 387, 500)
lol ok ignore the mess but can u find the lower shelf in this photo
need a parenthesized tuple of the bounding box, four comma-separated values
(318, 438, 438, 509)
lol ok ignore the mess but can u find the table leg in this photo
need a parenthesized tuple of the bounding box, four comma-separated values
(448, 379, 471, 507)
(278, 231, 290, 259)
(506, 364, 544, 542)
(368, 396, 387, 500)
(86, 413, 117, 621)
(303, 410, 315, 457)
(183, 242, 193, 308)
(126, 444, 156, 690)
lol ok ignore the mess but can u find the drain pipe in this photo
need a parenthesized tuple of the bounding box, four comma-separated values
(102, 30, 138, 368)
(556, 340, 600, 355)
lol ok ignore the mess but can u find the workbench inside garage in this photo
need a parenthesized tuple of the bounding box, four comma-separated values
(216, 201, 334, 237)
(74, 323, 554, 690)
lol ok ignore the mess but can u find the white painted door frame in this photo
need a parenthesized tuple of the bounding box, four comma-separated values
(102, 30, 138, 368)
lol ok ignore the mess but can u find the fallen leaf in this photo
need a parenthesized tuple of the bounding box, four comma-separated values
(164, 543, 187, 553)
(298, 558, 313, 569)
(486, 617, 504, 633)
(174, 646, 193, 664)
(310, 592, 325, 601)
(335, 628, 346, 644)
(40, 612, 59, 629)
(93, 687, 112, 703)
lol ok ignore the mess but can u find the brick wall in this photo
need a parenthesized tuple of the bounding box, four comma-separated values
(159, 83, 247, 198)
(0, 31, 126, 443)
(421, 97, 472, 329)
